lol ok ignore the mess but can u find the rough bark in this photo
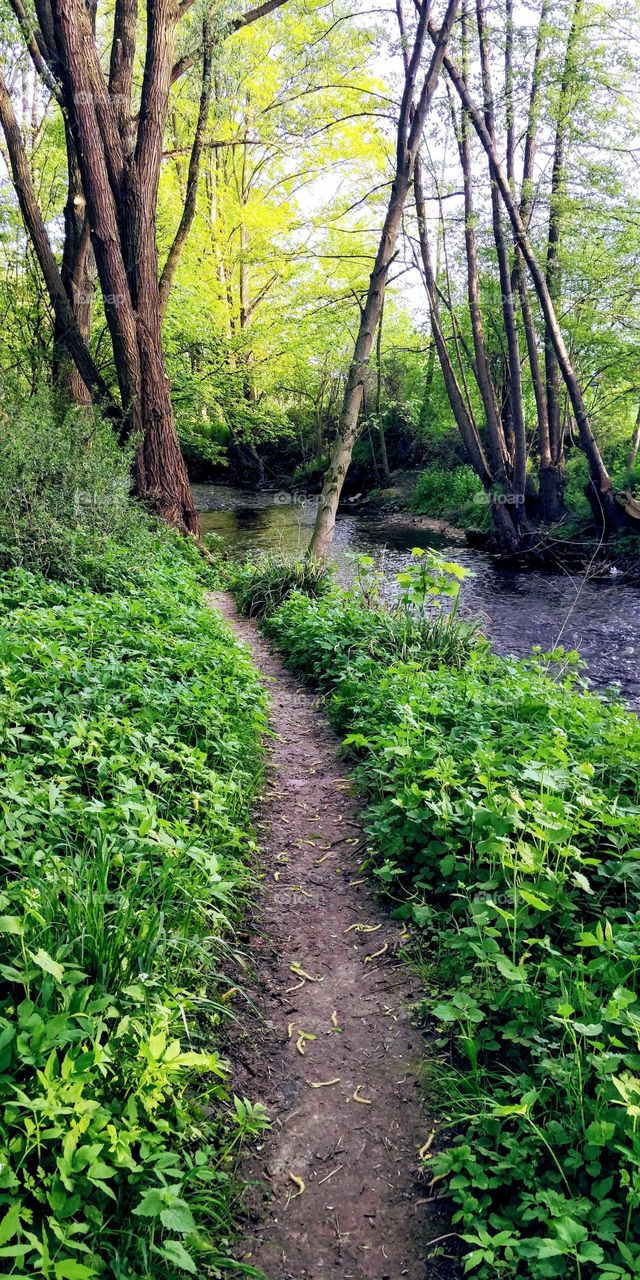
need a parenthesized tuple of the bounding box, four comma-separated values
(53, 129, 95, 405)
(308, 0, 460, 559)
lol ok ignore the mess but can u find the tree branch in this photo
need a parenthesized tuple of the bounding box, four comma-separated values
(0, 72, 115, 407)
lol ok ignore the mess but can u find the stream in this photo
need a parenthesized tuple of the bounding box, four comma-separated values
(194, 483, 640, 708)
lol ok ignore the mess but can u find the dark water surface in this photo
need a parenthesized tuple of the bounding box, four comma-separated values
(194, 483, 640, 708)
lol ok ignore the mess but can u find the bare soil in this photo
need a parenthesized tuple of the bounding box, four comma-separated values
(210, 593, 456, 1280)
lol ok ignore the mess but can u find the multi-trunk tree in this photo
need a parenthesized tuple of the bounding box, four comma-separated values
(0, 0, 288, 532)
(409, 0, 638, 549)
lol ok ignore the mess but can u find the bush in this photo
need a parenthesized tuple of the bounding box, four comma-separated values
(410, 464, 486, 526)
(0, 393, 165, 588)
(259, 566, 640, 1279)
(229, 551, 331, 618)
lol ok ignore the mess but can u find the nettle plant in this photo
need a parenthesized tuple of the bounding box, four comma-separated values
(395, 546, 469, 616)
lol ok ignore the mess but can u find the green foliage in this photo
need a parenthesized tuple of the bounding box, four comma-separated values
(411, 465, 487, 528)
(0, 565, 269, 1277)
(228, 551, 332, 618)
(0, 394, 156, 589)
(0, 408, 269, 1278)
(257, 561, 640, 1278)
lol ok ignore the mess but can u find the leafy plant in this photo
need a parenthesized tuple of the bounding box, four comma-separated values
(0, 555, 269, 1276)
(255, 560, 640, 1278)
(410, 465, 488, 528)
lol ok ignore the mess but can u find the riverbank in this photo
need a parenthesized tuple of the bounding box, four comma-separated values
(350, 470, 640, 581)
(229, 553, 640, 1279)
(195, 482, 640, 707)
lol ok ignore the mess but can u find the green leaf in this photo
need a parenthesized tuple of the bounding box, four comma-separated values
(0, 1203, 20, 1246)
(160, 1240, 198, 1274)
(519, 889, 551, 911)
(0, 916, 23, 935)
(28, 948, 65, 983)
(495, 955, 527, 983)
(132, 1189, 164, 1218)
(572, 871, 594, 895)
(54, 1262, 97, 1279)
(160, 1203, 196, 1235)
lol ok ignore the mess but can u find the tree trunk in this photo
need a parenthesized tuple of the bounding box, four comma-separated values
(453, 14, 508, 482)
(309, 0, 460, 559)
(476, 0, 527, 518)
(0, 72, 113, 406)
(414, 158, 492, 490)
(436, 32, 625, 532)
(375, 301, 391, 483)
(51, 0, 199, 534)
(512, 0, 557, 518)
(543, 0, 582, 508)
(627, 406, 640, 470)
(415, 159, 527, 553)
(53, 129, 95, 406)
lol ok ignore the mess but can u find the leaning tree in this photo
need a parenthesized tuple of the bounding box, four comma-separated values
(308, 0, 460, 559)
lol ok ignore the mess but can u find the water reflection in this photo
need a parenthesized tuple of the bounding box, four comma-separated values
(194, 484, 640, 707)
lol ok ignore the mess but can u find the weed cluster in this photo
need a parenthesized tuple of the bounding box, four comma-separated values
(228, 551, 330, 618)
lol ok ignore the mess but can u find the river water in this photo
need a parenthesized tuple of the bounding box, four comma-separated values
(194, 483, 640, 708)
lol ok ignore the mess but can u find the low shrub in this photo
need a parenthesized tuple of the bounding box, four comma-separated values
(0, 394, 158, 588)
(410, 464, 487, 527)
(257, 556, 640, 1279)
(228, 551, 331, 618)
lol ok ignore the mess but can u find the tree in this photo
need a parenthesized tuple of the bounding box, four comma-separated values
(0, 0, 289, 532)
(308, 0, 460, 559)
(432, 21, 627, 533)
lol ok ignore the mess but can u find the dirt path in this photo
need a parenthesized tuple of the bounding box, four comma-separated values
(210, 593, 452, 1280)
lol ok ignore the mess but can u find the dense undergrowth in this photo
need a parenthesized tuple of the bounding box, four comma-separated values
(0, 404, 269, 1278)
(231, 552, 640, 1279)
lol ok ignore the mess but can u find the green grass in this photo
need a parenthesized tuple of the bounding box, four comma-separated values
(227, 551, 331, 619)
(234, 554, 640, 1279)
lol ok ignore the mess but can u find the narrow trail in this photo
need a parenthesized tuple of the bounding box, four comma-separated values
(210, 594, 453, 1280)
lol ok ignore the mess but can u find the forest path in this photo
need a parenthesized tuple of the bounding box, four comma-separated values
(210, 593, 451, 1280)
